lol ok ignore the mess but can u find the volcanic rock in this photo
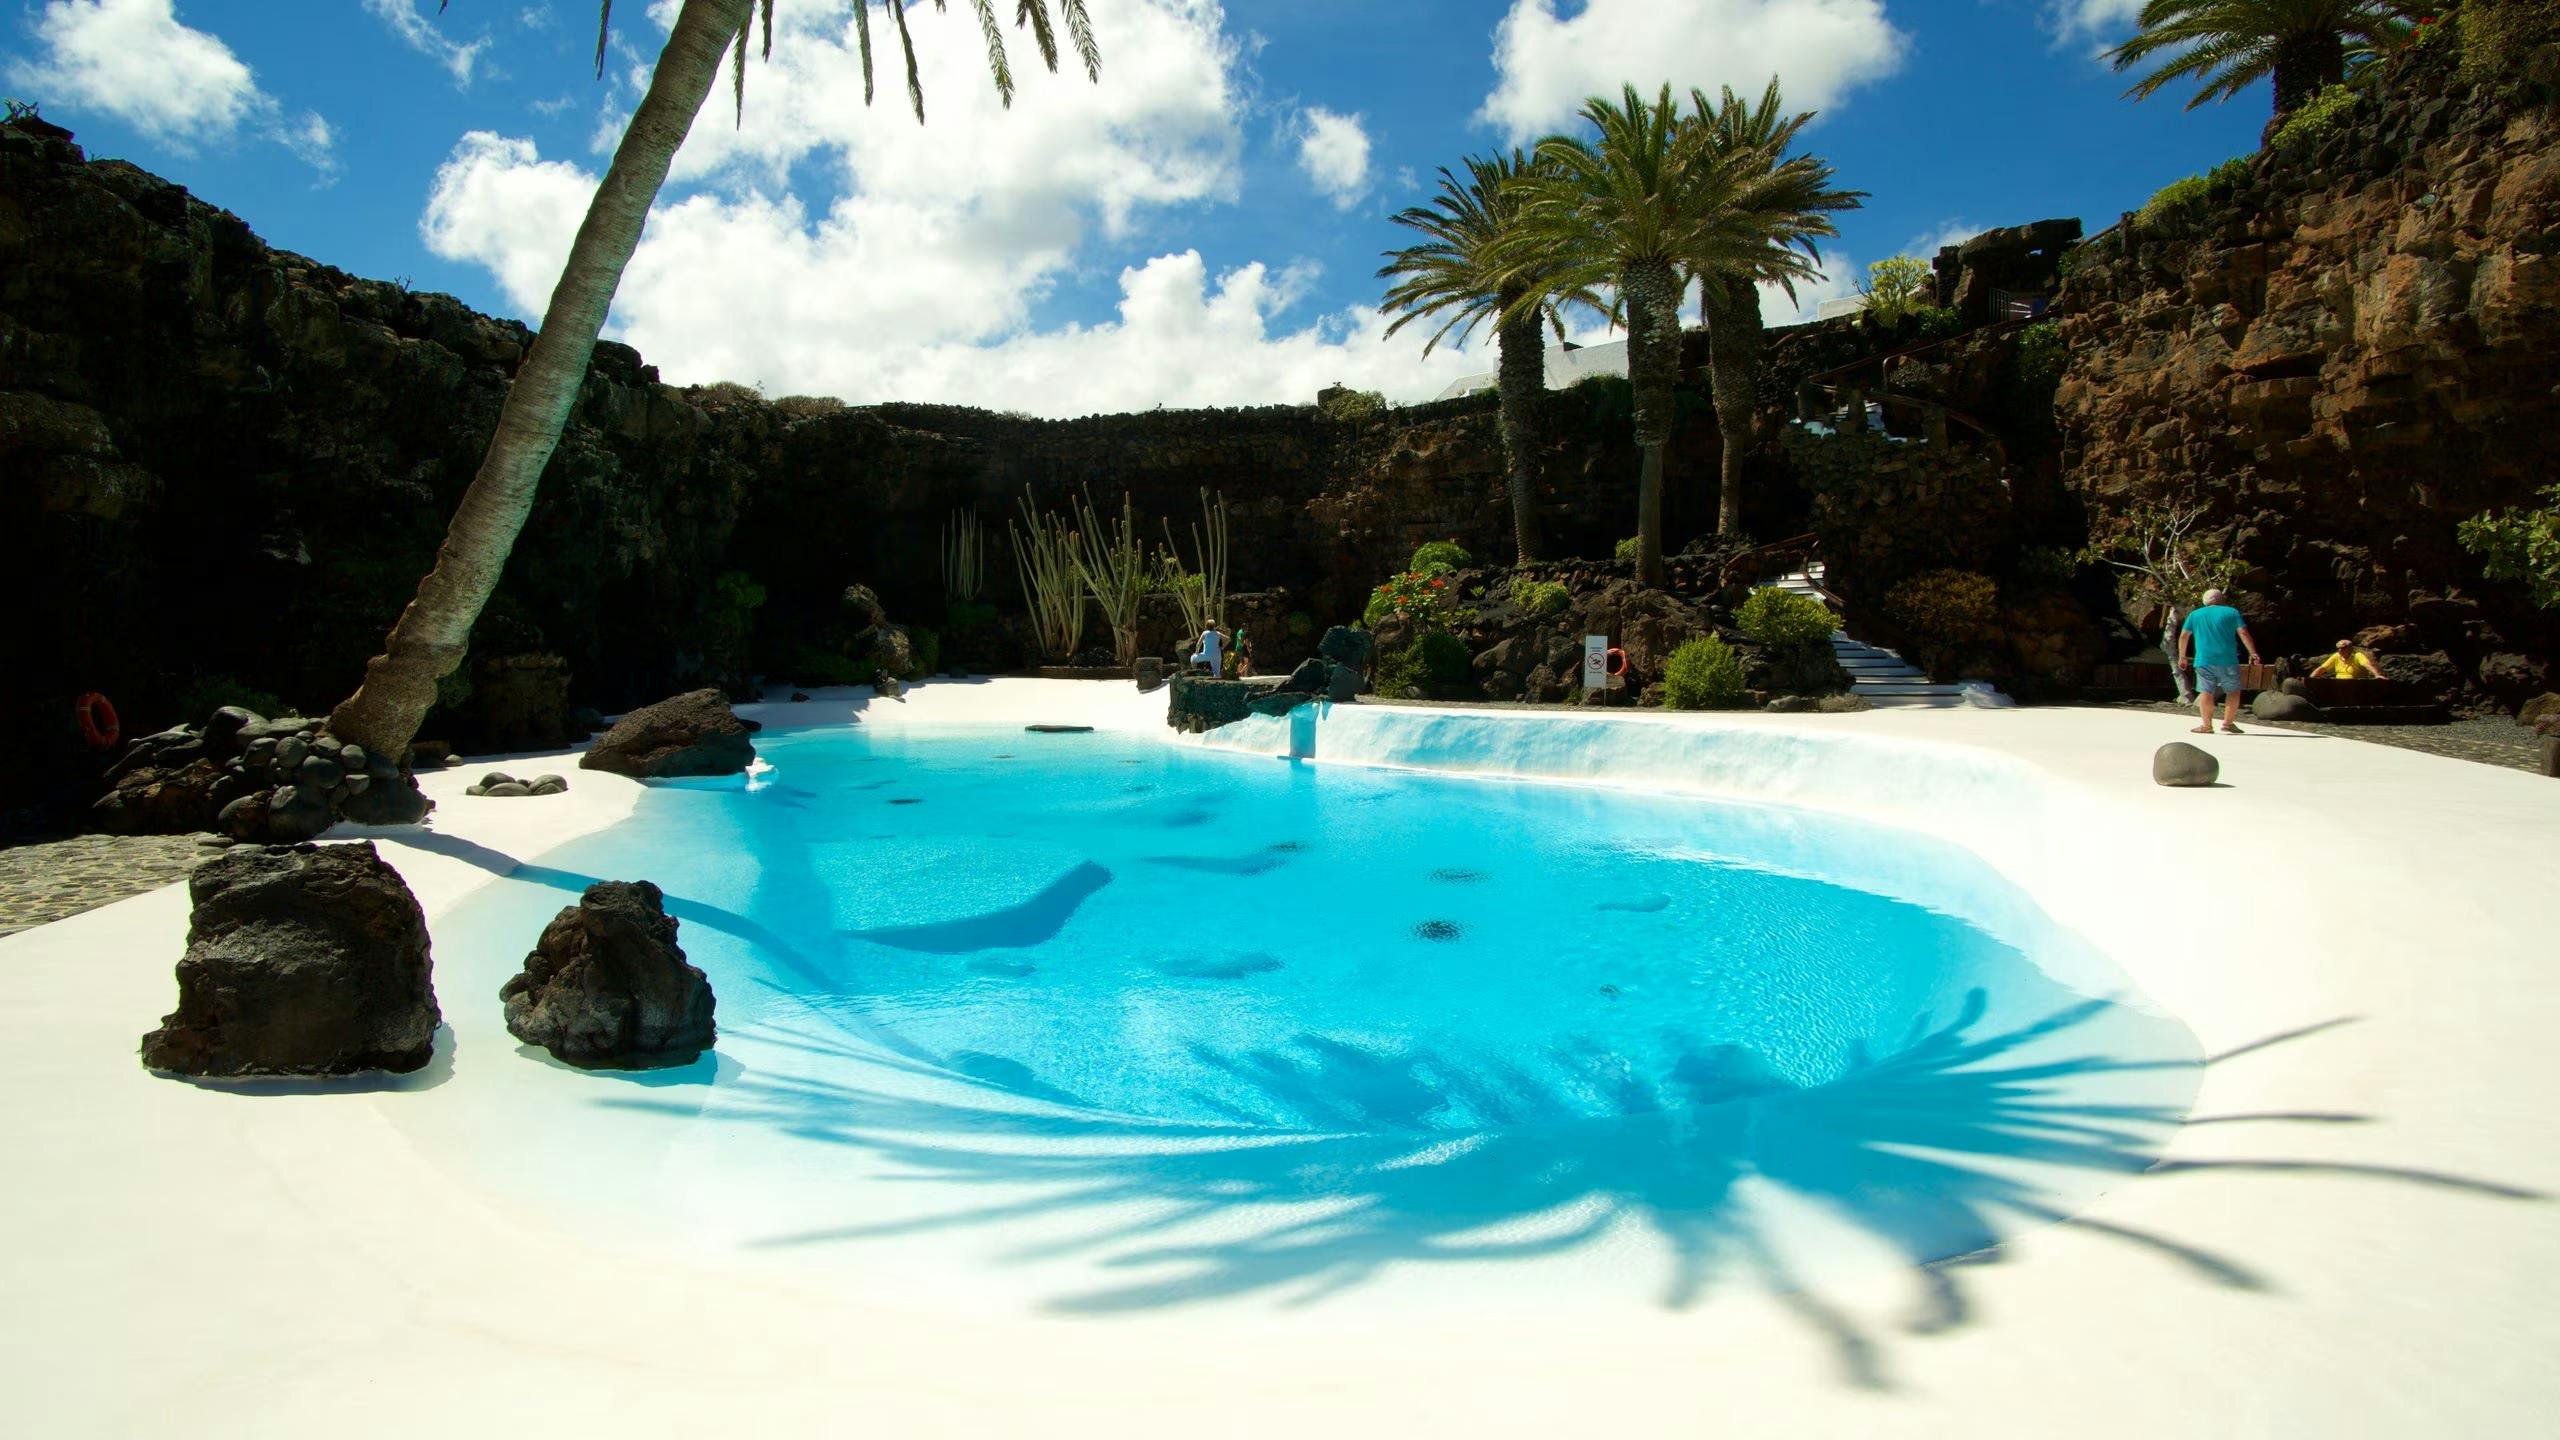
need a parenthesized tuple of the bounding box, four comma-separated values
(578, 689, 755, 778)
(500, 880, 715, 1070)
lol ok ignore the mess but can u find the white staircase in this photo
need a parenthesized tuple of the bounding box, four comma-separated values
(1767, 565, 2004, 709)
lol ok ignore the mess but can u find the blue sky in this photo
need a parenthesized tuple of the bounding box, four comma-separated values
(4, 0, 2265, 415)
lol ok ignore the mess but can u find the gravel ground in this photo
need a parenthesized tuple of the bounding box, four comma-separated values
(0, 833, 221, 939)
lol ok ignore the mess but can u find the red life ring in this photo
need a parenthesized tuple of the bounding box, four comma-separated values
(1604, 648, 1628, 677)
(75, 691, 120, 749)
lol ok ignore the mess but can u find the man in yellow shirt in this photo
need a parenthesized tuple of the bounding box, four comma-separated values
(2309, 639, 2386, 681)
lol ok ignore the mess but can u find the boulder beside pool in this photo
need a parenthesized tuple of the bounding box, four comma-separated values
(578, 689, 755, 778)
(2250, 690, 2324, 723)
(501, 880, 715, 1070)
(142, 841, 441, 1078)
(2152, 742, 2220, 788)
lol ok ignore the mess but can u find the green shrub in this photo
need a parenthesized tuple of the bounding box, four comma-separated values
(2139, 174, 2212, 229)
(771, 394, 846, 420)
(2015, 545, 2079, 589)
(1374, 629, 1474, 696)
(2459, 2, 2560, 77)
(1368, 568, 1462, 627)
(2207, 156, 2253, 192)
(2014, 320, 2065, 387)
(1410, 540, 1473, 573)
(909, 626, 943, 678)
(1662, 636, 1749, 710)
(1319, 387, 1388, 423)
(2458, 483, 2560, 609)
(1284, 610, 1315, 638)
(2271, 84, 2358, 148)
(174, 676, 292, 725)
(945, 600, 1000, 629)
(1915, 305, 1964, 340)
(1574, 374, 1634, 428)
(1514, 578, 1571, 619)
(1736, 586, 1837, 648)
(1614, 536, 1641, 563)
(1860, 255, 1934, 325)
(1884, 569, 2001, 646)
(690, 380, 765, 406)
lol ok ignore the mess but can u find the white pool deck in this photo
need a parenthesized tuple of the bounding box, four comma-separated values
(3, 678, 2555, 1437)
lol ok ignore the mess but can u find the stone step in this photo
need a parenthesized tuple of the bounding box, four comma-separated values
(1854, 683, 1968, 696)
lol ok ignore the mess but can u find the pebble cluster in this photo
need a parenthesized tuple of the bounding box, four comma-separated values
(464, 769, 569, 798)
(210, 711, 417, 840)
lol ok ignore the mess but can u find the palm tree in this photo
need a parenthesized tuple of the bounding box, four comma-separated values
(327, 0, 1101, 761)
(1377, 152, 1594, 564)
(1499, 84, 1795, 585)
(2106, 0, 2413, 131)
(1688, 80, 1861, 539)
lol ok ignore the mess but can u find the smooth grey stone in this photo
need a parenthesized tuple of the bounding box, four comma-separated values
(2153, 741, 2220, 788)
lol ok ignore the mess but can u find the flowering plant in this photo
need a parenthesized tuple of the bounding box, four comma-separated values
(1368, 569, 1462, 626)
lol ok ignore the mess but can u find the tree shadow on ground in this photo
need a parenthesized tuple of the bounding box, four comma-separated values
(594, 997, 2536, 1390)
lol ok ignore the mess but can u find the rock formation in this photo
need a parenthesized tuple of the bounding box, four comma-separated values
(578, 690, 756, 778)
(141, 841, 440, 1077)
(501, 880, 715, 1069)
(2055, 42, 2560, 705)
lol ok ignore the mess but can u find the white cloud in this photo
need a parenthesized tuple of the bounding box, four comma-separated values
(423, 1, 1483, 417)
(364, 0, 495, 87)
(2047, 0, 2144, 47)
(1901, 219, 1982, 261)
(1295, 106, 1371, 210)
(8, 0, 337, 178)
(1480, 0, 1906, 142)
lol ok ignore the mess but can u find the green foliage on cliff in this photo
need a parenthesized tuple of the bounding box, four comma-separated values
(1319, 387, 1388, 422)
(2459, 1, 2560, 77)
(2271, 83, 2359, 147)
(1736, 586, 1836, 648)
(1614, 536, 1642, 563)
(2014, 321, 2065, 387)
(175, 676, 293, 727)
(2139, 157, 2254, 235)
(1662, 636, 1748, 710)
(1859, 255, 1934, 325)
(2459, 483, 2560, 608)
(1884, 569, 2001, 646)
(1411, 540, 1473, 573)
(1514, 578, 1571, 619)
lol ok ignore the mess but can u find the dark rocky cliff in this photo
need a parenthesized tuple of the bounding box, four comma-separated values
(0, 114, 1726, 816)
(2056, 40, 2560, 704)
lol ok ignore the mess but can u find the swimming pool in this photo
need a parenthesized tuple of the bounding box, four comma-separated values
(426, 722, 2200, 1313)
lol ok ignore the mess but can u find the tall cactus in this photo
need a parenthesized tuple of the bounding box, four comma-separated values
(1072, 487, 1150, 669)
(1008, 489, 1085, 662)
(942, 509, 987, 603)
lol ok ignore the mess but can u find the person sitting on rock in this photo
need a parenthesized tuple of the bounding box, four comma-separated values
(2309, 639, 2385, 681)
(1233, 625, 1255, 678)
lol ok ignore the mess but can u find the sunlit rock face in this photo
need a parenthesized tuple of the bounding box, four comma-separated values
(2054, 43, 2560, 704)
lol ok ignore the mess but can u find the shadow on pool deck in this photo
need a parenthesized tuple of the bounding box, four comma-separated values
(592, 999, 2540, 1391)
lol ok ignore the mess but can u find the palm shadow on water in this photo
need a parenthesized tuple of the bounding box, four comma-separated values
(414, 833, 2541, 1388)
(596, 993, 2542, 1390)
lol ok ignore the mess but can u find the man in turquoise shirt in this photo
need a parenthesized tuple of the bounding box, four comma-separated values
(2178, 588, 2263, 734)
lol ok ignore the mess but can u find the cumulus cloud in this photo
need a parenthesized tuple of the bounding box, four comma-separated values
(1296, 106, 1371, 210)
(363, 0, 495, 86)
(8, 0, 338, 178)
(1479, 0, 1906, 142)
(422, 1, 1486, 415)
(2046, 0, 2145, 48)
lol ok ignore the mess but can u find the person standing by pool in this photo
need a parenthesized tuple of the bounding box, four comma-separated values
(1233, 624, 1255, 677)
(2177, 588, 2263, 735)
(2161, 602, 2194, 706)
(1189, 622, 1226, 677)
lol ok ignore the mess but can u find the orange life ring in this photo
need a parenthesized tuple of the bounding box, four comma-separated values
(75, 691, 120, 749)
(1604, 648, 1628, 677)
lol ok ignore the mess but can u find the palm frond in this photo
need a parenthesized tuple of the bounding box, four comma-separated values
(1017, 0, 1060, 72)
(1061, 0, 1102, 82)
(888, 0, 925, 123)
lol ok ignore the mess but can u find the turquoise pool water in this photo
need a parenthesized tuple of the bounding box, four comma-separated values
(432, 723, 2201, 1310)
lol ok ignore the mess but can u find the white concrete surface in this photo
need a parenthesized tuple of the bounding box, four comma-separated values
(3, 681, 2554, 1437)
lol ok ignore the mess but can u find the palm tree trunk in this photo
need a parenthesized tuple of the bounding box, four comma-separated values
(1492, 305, 1546, 564)
(327, 0, 750, 758)
(1622, 258, 1682, 587)
(1703, 285, 1763, 539)
(2269, 30, 2346, 125)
